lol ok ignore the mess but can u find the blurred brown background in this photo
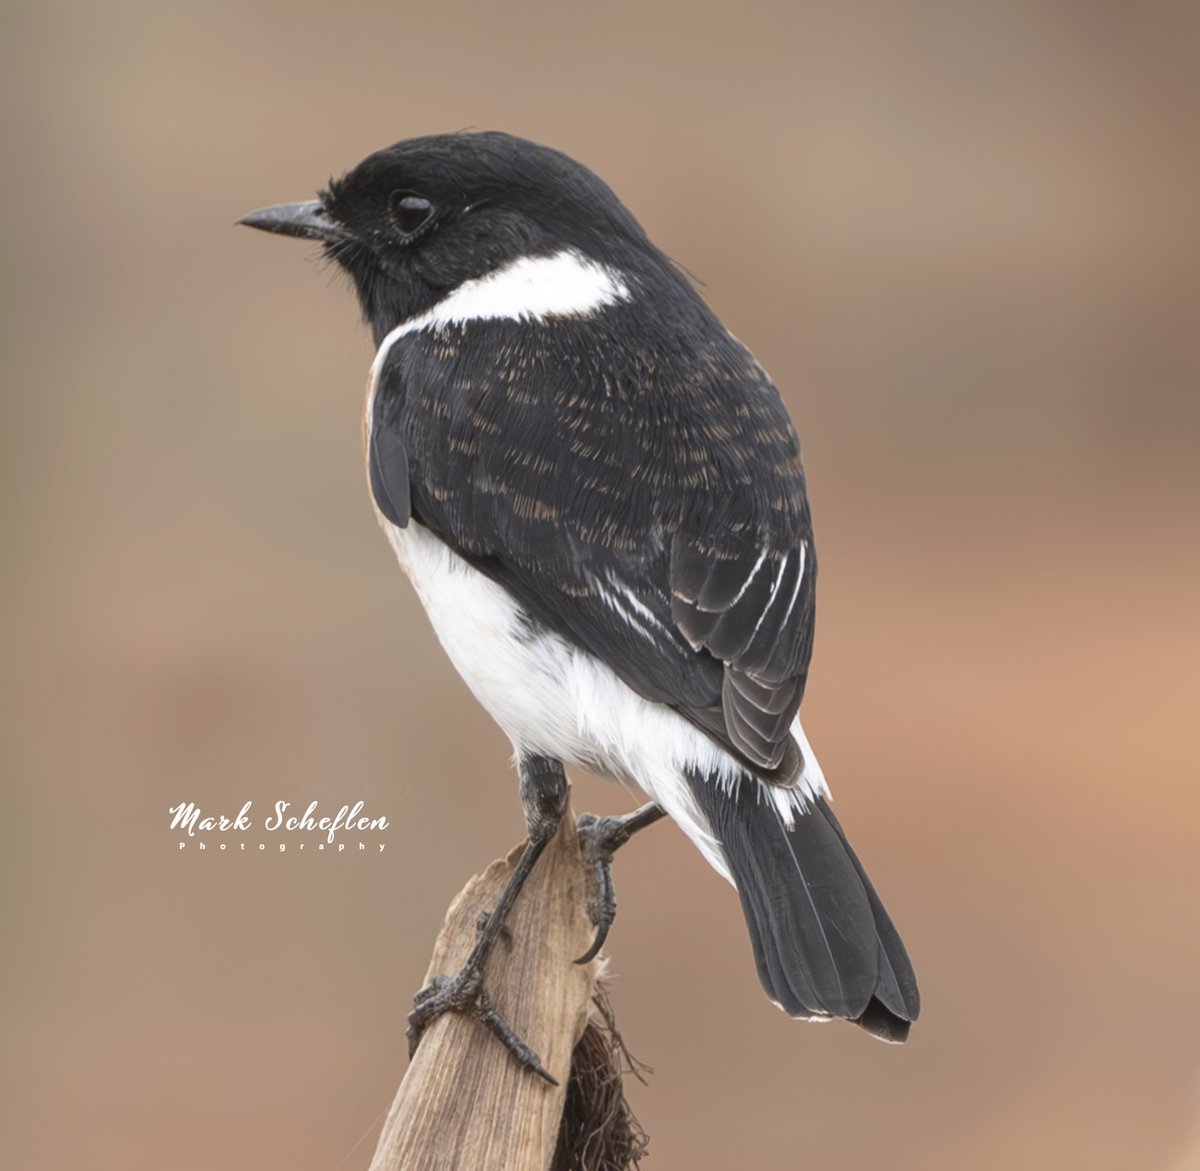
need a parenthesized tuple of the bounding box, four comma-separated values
(2, 1, 1198, 1168)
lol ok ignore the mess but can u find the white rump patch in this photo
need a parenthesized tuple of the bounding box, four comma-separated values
(768, 716, 829, 828)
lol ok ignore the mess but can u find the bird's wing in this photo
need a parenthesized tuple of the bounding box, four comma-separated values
(369, 316, 815, 778)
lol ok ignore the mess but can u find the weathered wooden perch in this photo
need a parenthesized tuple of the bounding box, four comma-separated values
(367, 812, 648, 1171)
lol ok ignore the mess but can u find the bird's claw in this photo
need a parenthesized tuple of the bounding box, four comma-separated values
(407, 964, 557, 1085)
(575, 812, 633, 964)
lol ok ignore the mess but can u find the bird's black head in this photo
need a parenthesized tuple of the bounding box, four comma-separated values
(240, 131, 671, 343)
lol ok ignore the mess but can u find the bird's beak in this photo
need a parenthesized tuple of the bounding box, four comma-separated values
(237, 200, 343, 243)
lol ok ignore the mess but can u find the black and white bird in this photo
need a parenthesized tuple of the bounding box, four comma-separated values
(241, 131, 919, 1077)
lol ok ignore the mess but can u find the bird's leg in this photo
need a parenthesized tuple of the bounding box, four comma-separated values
(406, 754, 568, 1084)
(575, 802, 666, 964)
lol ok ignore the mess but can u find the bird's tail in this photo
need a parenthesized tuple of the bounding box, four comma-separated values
(686, 770, 920, 1041)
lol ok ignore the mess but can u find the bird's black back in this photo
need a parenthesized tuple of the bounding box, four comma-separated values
(369, 280, 817, 781)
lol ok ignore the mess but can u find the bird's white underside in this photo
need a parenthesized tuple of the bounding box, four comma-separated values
(365, 248, 830, 882)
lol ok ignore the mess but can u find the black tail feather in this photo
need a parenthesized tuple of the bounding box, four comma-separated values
(687, 772, 919, 1042)
(819, 796, 920, 1037)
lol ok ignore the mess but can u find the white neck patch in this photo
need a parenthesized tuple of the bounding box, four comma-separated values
(368, 248, 630, 392)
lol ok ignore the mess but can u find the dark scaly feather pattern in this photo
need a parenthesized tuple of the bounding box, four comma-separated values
(369, 277, 816, 781)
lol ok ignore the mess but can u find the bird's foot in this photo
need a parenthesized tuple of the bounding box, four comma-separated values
(407, 960, 557, 1085)
(407, 815, 564, 1084)
(575, 804, 666, 965)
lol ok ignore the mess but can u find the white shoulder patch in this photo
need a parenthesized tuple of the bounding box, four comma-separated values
(367, 248, 630, 394)
(423, 248, 630, 327)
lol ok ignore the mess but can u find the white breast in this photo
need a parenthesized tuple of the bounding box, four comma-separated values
(383, 520, 828, 881)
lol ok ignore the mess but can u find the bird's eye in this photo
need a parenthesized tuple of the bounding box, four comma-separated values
(389, 191, 434, 237)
